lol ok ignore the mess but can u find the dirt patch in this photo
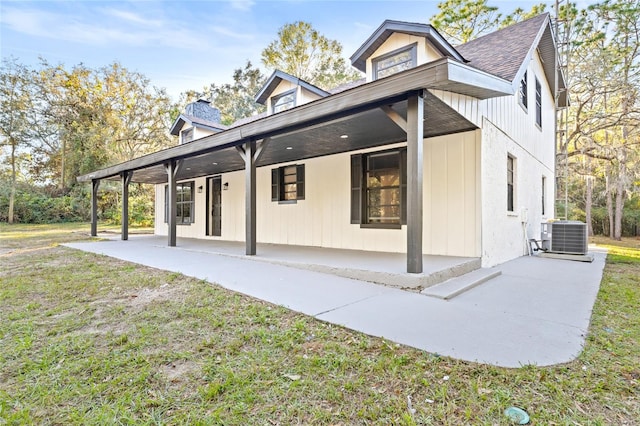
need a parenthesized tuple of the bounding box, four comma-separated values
(127, 284, 180, 309)
(160, 360, 198, 381)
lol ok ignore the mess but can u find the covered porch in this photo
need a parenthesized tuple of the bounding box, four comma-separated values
(78, 58, 512, 273)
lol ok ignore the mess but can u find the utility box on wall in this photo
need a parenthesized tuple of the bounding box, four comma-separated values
(541, 221, 588, 255)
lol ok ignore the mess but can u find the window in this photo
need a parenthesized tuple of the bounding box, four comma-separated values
(165, 181, 194, 224)
(541, 176, 546, 216)
(271, 90, 296, 114)
(507, 156, 515, 212)
(181, 128, 193, 144)
(535, 77, 542, 128)
(372, 44, 417, 80)
(351, 148, 407, 227)
(519, 71, 528, 110)
(271, 164, 305, 202)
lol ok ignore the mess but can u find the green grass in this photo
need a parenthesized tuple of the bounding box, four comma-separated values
(1, 227, 638, 425)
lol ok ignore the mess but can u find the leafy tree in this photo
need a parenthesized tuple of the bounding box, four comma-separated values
(0, 58, 33, 223)
(184, 61, 266, 126)
(261, 21, 361, 90)
(431, 0, 547, 44)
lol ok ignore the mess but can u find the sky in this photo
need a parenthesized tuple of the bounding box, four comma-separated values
(1, 0, 581, 101)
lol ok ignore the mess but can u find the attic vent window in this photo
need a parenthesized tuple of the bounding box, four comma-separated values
(181, 128, 193, 144)
(272, 89, 296, 113)
(372, 43, 417, 80)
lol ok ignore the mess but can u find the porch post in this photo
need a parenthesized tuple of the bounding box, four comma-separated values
(244, 140, 257, 255)
(406, 91, 424, 273)
(166, 160, 177, 247)
(121, 171, 132, 241)
(90, 179, 100, 237)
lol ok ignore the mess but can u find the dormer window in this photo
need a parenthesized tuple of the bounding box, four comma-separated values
(181, 128, 193, 144)
(271, 89, 296, 113)
(372, 43, 417, 80)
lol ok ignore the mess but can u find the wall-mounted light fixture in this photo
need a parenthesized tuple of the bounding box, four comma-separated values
(197, 185, 203, 193)
(223, 182, 229, 190)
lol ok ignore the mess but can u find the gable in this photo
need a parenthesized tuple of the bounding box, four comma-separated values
(365, 32, 445, 81)
(255, 70, 329, 106)
(350, 20, 465, 73)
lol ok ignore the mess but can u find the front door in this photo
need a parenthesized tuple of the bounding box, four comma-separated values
(207, 176, 222, 236)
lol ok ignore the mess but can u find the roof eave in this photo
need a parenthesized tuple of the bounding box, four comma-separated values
(78, 58, 511, 183)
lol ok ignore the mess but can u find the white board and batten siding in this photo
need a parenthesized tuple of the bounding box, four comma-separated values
(155, 131, 481, 258)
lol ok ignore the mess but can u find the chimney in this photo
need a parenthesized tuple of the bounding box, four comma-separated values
(185, 99, 221, 123)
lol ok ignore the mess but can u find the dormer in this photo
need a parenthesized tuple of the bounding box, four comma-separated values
(170, 99, 228, 144)
(255, 70, 330, 115)
(350, 20, 466, 82)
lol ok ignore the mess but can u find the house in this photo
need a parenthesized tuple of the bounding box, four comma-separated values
(78, 13, 566, 275)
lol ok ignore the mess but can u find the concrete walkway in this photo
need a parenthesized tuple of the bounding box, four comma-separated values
(65, 235, 607, 368)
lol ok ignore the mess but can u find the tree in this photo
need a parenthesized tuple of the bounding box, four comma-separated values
(261, 21, 361, 90)
(0, 58, 33, 223)
(431, 0, 547, 44)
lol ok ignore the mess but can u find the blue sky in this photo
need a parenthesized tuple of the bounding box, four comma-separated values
(1, 0, 578, 100)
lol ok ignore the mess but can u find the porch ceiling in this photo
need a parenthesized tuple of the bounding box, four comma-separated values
(114, 92, 476, 184)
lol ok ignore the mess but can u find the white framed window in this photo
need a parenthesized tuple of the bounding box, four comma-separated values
(271, 90, 296, 114)
(372, 43, 417, 80)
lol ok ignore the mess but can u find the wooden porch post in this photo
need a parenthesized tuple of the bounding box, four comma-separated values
(90, 179, 100, 237)
(244, 141, 257, 255)
(121, 171, 132, 241)
(166, 161, 178, 247)
(406, 91, 424, 273)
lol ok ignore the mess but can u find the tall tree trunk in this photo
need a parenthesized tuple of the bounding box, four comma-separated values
(605, 173, 614, 238)
(585, 156, 594, 236)
(614, 151, 626, 241)
(8, 136, 16, 224)
(60, 136, 66, 190)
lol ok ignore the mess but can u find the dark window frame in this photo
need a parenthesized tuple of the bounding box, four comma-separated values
(535, 77, 542, 128)
(351, 148, 407, 229)
(164, 181, 195, 225)
(181, 127, 193, 144)
(507, 155, 515, 212)
(271, 164, 305, 203)
(519, 71, 528, 111)
(372, 43, 418, 80)
(271, 89, 297, 114)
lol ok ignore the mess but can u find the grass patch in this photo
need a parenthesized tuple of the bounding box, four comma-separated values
(0, 226, 638, 424)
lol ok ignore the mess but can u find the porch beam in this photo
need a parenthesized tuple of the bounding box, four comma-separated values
(380, 105, 407, 132)
(90, 179, 100, 237)
(243, 140, 257, 255)
(121, 171, 133, 241)
(253, 137, 270, 163)
(165, 161, 178, 247)
(406, 91, 424, 274)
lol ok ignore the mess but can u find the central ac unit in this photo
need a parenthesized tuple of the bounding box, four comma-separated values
(541, 221, 588, 255)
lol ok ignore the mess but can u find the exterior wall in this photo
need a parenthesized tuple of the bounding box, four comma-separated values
(432, 53, 555, 266)
(365, 33, 443, 81)
(155, 131, 481, 258)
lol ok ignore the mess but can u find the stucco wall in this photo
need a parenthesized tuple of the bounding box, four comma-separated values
(432, 52, 556, 266)
(155, 131, 481, 257)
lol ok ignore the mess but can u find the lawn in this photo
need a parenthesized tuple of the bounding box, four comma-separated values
(1, 224, 638, 425)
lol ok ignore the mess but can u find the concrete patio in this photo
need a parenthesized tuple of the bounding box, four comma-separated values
(65, 235, 607, 368)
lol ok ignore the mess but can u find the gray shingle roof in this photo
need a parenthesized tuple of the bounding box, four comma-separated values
(456, 13, 549, 81)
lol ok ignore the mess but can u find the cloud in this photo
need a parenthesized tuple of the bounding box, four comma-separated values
(228, 0, 255, 11)
(0, 5, 208, 50)
(210, 25, 254, 40)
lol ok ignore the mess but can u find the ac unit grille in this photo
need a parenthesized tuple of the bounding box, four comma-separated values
(550, 222, 588, 255)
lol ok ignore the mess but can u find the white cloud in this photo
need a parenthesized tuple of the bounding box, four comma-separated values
(0, 6, 208, 50)
(228, 0, 255, 11)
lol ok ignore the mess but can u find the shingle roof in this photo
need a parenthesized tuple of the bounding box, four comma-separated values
(228, 111, 268, 128)
(328, 78, 367, 94)
(456, 13, 549, 81)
